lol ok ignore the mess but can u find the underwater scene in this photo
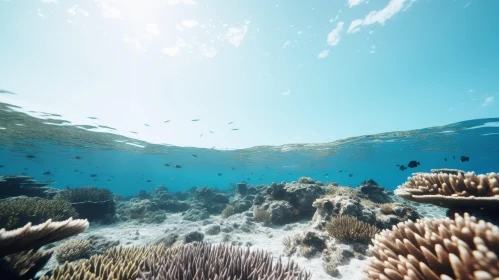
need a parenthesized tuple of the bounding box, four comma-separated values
(1, 0, 499, 279)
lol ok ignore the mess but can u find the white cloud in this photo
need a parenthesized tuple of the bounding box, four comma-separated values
(347, 19, 363, 33)
(318, 50, 329, 58)
(162, 47, 180, 56)
(181, 20, 198, 28)
(199, 44, 217, 58)
(282, 89, 291, 96)
(167, 0, 196, 5)
(327, 22, 344, 46)
(483, 96, 494, 106)
(41, 0, 57, 3)
(145, 24, 160, 36)
(95, 0, 120, 19)
(347, 0, 411, 34)
(348, 0, 368, 8)
(122, 34, 144, 51)
(225, 21, 249, 47)
(37, 8, 44, 17)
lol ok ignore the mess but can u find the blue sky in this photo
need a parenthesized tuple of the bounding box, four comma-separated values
(0, 0, 498, 149)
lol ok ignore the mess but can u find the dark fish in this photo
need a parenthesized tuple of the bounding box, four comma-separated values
(130, 131, 138, 134)
(173, 165, 182, 168)
(192, 154, 198, 158)
(247, 178, 250, 180)
(164, 164, 170, 167)
(407, 161, 420, 168)
(0, 89, 16, 95)
(460, 156, 470, 162)
(87, 117, 98, 120)
(323, 173, 328, 176)
(192, 119, 200, 122)
(72, 169, 78, 172)
(26, 155, 36, 159)
(399, 165, 407, 171)
(24, 168, 28, 170)
(200, 134, 204, 137)
(209, 130, 214, 134)
(43, 171, 51, 175)
(164, 120, 171, 123)
(217, 173, 222, 176)
(73, 156, 82, 160)
(276, 171, 280, 174)
(21, 172, 26, 175)
(453, 156, 455, 160)
(250, 172, 254, 175)
(231, 128, 239, 131)
(311, 164, 315, 166)
(396, 164, 400, 167)
(0, 165, 3, 168)
(444, 158, 447, 161)
(349, 174, 353, 177)
(144, 124, 150, 127)
(147, 180, 152, 182)
(90, 174, 98, 177)
(231, 167, 235, 170)
(228, 122, 233, 124)
(338, 170, 343, 172)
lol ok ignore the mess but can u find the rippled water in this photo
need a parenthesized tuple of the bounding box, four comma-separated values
(1, 102, 498, 196)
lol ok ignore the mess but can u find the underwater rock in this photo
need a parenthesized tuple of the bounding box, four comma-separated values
(236, 182, 247, 196)
(266, 182, 286, 200)
(257, 200, 297, 225)
(182, 208, 210, 221)
(322, 245, 356, 278)
(204, 224, 221, 235)
(284, 182, 325, 216)
(375, 203, 420, 230)
(357, 179, 392, 203)
(183, 231, 204, 243)
(193, 187, 229, 214)
(154, 233, 179, 247)
(231, 197, 253, 213)
(311, 196, 365, 229)
(221, 226, 234, 233)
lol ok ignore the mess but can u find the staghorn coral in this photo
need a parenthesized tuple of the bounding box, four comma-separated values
(325, 216, 379, 244)
(221, 205, 236, 218)
(0, 218, 89, 257)
(363, 213, 499, 280)
(57, 186, 113, 202)
(41, 245, 169, 280)
(55, 238, 92, 263)
(395, 171, 499, 208)
(1, 249, 53, 280)
(0, 198, 78, 230)
(138, 242, 311, 280)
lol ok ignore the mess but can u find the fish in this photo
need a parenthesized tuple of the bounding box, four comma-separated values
(444, 158, 447, 161)
(228, 122, 233, 124)
(217, 173, 222, 176)
(90, 174, 98, 177)
(399, 165, 407, 171)
(173, 165, 182, 168)
(26, 155, 36, 159)
(323, 173, 328, 177)
(231, 128, 239, 131)
(164, 120, 171, 123)
(24, 168, 28, 170)
(338, 170, 343, 173)
(0, 165, 3, 168)
(349, 174, 353, 177)
(147, 180, 152, 182)
(130, 131, 138, 134)
(87, 117, 98, 120)
(192, 119, 200, 122)
(72, 169, 78, 172)
(73, 156, 82, 160)
(276, 171, 280, 174)
(407, 161, 420, 168)
(164, 164, 170, 167)
(0, 89, 16, 95)
(200, 134, 204, 137)
(192, 154, 198, 158)
(43, 171, 51, 175)
(453, 156, 455, 160)
(209, 131, 214, 133)
(247, 178, 251, 180)
(144, 124, 150, 127)
(460, 156, 470, 162)
(231, 167, 235, 170)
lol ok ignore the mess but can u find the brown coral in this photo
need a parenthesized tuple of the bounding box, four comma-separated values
(395, 171, 499, 208)
(363, 213, 499, 280)
(325, 216, 379, 244)
(55, 238, 92, 263)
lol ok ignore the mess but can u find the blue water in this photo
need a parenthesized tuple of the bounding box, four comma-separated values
(1, 105, 498, 196)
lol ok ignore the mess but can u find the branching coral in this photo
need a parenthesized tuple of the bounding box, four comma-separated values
(55, 238, 92, 263)
(57, 186, 113, 202)
(138, 242, 311, 280)
(1, 249, 53, 280)
(0, 198, 78, 230)
(325, 216, 379, 244)
(363, 213, 499, 280)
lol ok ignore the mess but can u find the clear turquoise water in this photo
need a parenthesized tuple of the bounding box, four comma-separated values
(1, 102, 498, 196)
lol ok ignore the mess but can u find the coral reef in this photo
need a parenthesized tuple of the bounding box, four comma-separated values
(363, 213, 499, 280)
(0, 174, 57, 199)
(138, 243, 311, 280)
(0, 197, 78, 230)
(193, 187, 230, 214)
(1, 249, 53, 280)
(325, 216, 379, 244)
(55, 238, 92, 263)
(56, 186, 116, 222)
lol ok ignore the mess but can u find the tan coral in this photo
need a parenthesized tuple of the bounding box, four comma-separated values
(0, 218, 89, 257)
(394, 171, 499, 208)
(362, 213, 499, 280)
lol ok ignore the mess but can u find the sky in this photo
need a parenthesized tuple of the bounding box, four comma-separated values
(0, 0, 498, 150)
